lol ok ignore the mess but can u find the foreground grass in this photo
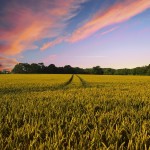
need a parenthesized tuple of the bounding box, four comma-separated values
(0, 75, 150, 150)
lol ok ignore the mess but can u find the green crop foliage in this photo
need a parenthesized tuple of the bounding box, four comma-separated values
(0, 74, 150, 150)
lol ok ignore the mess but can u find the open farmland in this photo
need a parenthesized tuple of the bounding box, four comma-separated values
(0, 75, 150, 150)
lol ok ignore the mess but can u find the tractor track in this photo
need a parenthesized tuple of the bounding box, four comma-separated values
(1, 74, 90, 95)
(76, 75, 88, 87)
(62, 74, 74, 86)
(1, 75, 74, 95)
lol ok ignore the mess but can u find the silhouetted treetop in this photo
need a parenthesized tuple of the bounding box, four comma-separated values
(11, 63, 150, 75)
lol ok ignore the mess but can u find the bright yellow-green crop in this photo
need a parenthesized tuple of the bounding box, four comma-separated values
(0, 74, 150, 149)
(0, 74, 71, 94)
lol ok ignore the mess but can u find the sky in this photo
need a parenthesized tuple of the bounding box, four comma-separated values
(0, 0, 150, 70)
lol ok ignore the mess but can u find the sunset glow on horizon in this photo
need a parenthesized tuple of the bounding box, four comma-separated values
(0, 0, 150, 70)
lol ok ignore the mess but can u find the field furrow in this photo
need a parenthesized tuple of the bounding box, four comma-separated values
(76, 75, 89, 87)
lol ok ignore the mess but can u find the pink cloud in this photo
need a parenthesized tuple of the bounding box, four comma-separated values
(41, 37, 65, 51)
(0, 56, 18, 71)
(0, 0, 88, 55)
(43, 55, 57, 65)
(69, 0, 150, 42)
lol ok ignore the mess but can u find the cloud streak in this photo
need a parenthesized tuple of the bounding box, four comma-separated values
(1, 0, 149, 53)
(43, 54, 57, 65)
(0, 0, 88, 55)
(41, 37, 65, 51)
(69, 0, 150, 42)
(0, 56, 18, 71)
(101, 26, 119, 35)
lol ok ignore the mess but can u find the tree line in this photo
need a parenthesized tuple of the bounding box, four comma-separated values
(1, 63, 150, 75)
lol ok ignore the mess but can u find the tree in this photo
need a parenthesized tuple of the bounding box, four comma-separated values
(114, 69, 130, 75)
(92, 66, 103, 75)
(11, 63, 150, 75)
(64, 65, 74, 74)
(147, 69, 150, 75)
(47, 64, 57, 73)
(103, 68, 115, 75)
(74, 67, 85, 74)
(30, 63, 41, 73)
(12, 63, 27, 73)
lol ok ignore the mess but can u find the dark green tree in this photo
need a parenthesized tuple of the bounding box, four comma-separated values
(64, 65, 74, 74)
(47, 64, 57, 73)
(12, 63, 27, 73)
(103, 68, 115, 75)
(92, 66, 103, 75)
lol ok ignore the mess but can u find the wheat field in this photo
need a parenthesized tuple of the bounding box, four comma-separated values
(0, 74, 150, 150)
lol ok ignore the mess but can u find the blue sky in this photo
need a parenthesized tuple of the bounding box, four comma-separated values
(0, 0, 150, 70)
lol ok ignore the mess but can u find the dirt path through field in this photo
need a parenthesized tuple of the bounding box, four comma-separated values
(76, 75, 88, 87)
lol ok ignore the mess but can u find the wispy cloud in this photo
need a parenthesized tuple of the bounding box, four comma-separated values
(41, 37, 65, 51)
(1, 0, 149, 54)
(64, 56, 106, 58)
(0, 0, 88, 55)
(101, 26, 119, 35)
(0, 56, 18, 71)
(69, 0, 150, 42)
(43, 54, 57, 65)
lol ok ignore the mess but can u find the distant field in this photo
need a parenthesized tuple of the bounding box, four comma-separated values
(0, 74, 150, 149)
